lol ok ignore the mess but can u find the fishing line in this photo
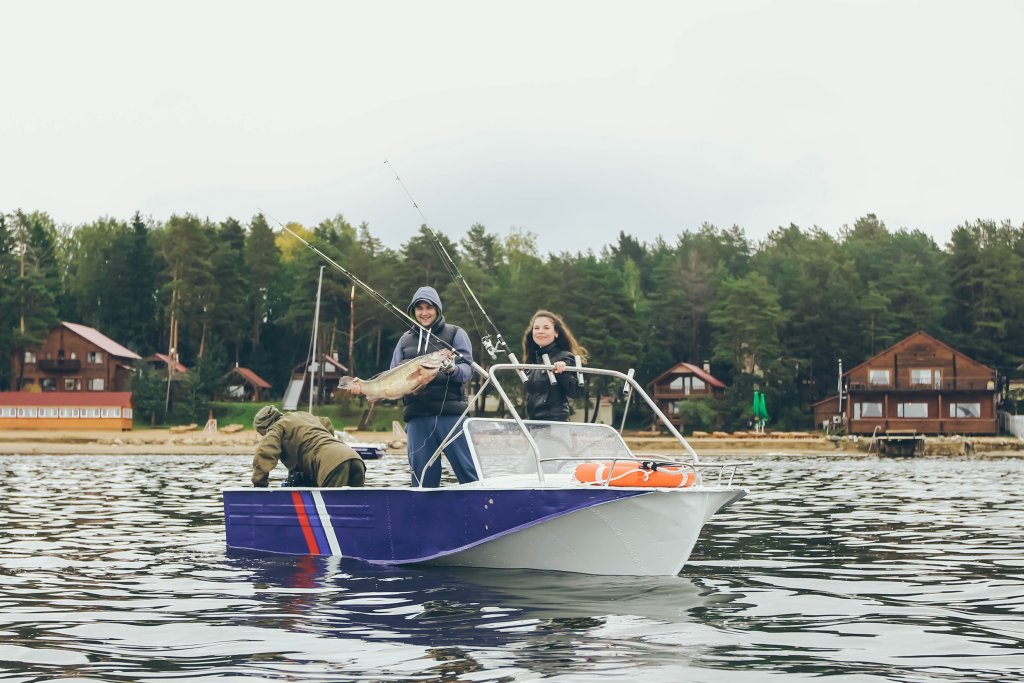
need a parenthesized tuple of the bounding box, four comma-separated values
(383, 160, 486, 338)
(383, 160, 517, 363)
(258, 209, 464, 360)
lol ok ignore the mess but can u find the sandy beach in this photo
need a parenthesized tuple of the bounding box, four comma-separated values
(1, 427, 1021, 457)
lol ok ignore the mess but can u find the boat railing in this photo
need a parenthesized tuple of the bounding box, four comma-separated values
(630, 453, 747, 487)
(419, 363, 747, 488)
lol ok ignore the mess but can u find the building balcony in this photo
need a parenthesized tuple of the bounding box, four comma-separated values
(849, 379, 995, 393)
(37, 359, 82, 372)
(849, 416, 997, 435)
(650, 388, 715, 400)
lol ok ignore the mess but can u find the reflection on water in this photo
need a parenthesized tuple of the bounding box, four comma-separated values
(2, 453, 1024, 681)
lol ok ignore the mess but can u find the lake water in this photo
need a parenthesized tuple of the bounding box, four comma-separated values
(2, 453, 1024, 682)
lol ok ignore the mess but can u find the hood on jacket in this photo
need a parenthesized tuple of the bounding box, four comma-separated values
(254, 405, 283, 435)
(407, 286, 443, 316)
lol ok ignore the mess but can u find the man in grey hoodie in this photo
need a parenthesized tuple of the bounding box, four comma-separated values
(390, 286, 478, 487)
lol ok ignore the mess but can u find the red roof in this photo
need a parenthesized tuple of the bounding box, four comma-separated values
(149, 353, 189, 373)
(0, 391, 133, 406)
(63, 322, 141, 360)
(229, 367, 271, 389)
(648, 362, 727, 389)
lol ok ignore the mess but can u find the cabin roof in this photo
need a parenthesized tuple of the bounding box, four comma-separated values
(289, 354, 349, 375)
(148, 353, 189, 374)
(0, 391, 134, 406)
(648, 362, 726, 389)
(844, 330, 994, 378)
(226, 366, 271, 389)
(812, 394, 840, 408)
(62, 322, 141, 360)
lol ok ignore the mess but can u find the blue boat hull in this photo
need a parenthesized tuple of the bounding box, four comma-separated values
(224, 486, 647, 563)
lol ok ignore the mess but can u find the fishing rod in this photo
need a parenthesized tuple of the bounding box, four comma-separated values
(258, 209, 487, 377)
(384, 160, 528, 379)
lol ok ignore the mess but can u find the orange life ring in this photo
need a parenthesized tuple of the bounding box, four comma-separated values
(573, 461, 696, 488)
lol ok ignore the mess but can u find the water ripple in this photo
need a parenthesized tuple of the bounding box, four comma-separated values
(1, 453, 1023, 681)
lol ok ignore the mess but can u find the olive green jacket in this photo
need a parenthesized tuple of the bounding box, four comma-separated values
(252, 412, 360, 487)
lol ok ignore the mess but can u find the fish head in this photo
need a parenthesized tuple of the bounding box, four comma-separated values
(418, 348, 455, 371)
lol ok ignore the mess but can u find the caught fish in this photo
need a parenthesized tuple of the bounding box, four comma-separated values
(337, 349, 454, 402)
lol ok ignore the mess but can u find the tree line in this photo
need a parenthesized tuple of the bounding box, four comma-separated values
(2, 209, 1022, 429)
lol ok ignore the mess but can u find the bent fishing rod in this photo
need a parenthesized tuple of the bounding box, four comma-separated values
(258, 209, 489, 379)
(384, 160, 529, 377)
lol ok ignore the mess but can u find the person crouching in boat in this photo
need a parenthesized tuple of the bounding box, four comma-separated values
(523, 310, 587, 421)
(251, 406, 366, 487)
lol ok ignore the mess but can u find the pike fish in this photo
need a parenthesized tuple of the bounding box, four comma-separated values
(337, 349, 455, 402)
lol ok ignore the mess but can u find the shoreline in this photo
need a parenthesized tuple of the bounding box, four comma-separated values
(0, 428, 1021, 457)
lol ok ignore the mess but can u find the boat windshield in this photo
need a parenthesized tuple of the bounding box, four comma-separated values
(463, 418, 633, 480)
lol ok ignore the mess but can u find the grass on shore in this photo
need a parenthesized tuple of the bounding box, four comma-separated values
(135, 399, 404, 432)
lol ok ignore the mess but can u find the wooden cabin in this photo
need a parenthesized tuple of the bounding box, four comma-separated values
(824, 331, 997, 435)
(12, 322, 141, 393)
(222, 366, 272, 402)
(647, 361, 726, 429)
(0, 391, 134, 430)
(283, 353, 349, 410)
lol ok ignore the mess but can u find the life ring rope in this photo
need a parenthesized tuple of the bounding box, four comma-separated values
(573, 460, 696, 488)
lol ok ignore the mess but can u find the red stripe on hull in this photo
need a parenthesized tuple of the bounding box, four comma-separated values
(291, 491, 320, 554)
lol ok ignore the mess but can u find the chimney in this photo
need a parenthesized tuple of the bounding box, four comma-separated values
(703, 360, 710, 373)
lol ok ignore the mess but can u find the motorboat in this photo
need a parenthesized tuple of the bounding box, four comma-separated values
(334, 429, 388, 460)
(223, 364, 748, 576)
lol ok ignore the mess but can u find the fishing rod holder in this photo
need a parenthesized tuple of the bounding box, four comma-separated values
(541, 354, 557, 385)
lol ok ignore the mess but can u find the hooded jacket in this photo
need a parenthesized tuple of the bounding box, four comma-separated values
(251, 411, 361, 487)
(391, 286, 475, 421)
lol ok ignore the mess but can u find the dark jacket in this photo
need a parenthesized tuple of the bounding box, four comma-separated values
(391, 286, 475, 421)
(252, 412, 361, 487)
(525, 344, 581, 421)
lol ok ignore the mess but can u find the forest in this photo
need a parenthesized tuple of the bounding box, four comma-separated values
(1, 209, 1022, 431)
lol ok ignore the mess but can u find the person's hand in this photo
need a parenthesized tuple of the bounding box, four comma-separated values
(553, 361, 567, 374)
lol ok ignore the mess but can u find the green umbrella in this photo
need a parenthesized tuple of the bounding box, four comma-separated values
(757, 391, 769, 421)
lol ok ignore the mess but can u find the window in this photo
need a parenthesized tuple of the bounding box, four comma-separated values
(669, 377, 683, 391)
(59, 407, 80, 418)
(949, 403, 981, 418)
(854, 402, 883, 419)
(911, 368, 942, 387)
(41, 378, 56, 391)
(123, 408, 133, 419)
(17, 407, 38, 418)
(101, 408, 121, 418)
(38, 407, 58, 418)
(24, 351, 37, 363)
(65, 378, 81, 391)
(88, 351, 103, 364)
(869, 369, 891, 385)
(0, 407, 16, 418)
(897, 402, 928, 418)
(690, 377, 706, 392)
(87, 378, 105, 391)
(81, 408, 101, 418)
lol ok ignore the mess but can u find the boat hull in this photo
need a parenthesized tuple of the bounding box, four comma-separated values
(222, 485, 745, 576)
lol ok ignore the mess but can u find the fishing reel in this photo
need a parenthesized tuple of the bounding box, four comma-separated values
(438, 353, 456, 375)
(481, 334, 499, 360)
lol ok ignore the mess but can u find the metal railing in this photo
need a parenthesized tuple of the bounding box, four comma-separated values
(418, 363, 748, 488)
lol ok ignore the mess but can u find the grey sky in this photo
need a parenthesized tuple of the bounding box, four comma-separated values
(3, 0, 1021, 255)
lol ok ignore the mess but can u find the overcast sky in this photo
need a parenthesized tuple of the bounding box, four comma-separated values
(3, 1, 1021, 255)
